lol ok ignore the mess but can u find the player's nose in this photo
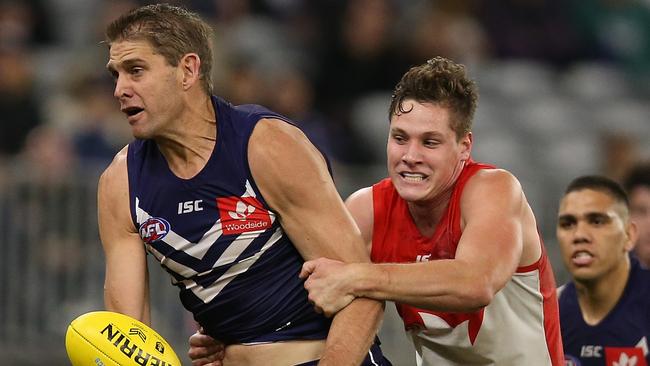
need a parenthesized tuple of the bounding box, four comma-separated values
(113, 74, 132, 99)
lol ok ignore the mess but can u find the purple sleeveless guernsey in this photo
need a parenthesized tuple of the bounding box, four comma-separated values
(559, 257, 650, 366)
(126, 96, 331, 344)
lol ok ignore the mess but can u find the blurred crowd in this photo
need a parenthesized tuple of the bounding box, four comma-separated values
(1, 0, 650, 186)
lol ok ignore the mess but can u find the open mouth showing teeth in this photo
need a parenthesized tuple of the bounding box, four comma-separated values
(572, 251, 593, 265)
(400, 173, 427, 182)
(573, 251, 593, 259)
(123, 107, 144, 117)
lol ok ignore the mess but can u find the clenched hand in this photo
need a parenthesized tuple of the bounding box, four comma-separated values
(299, 258, 357, 317)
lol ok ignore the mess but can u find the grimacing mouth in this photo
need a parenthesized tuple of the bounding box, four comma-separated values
(399, 172, 429, 182)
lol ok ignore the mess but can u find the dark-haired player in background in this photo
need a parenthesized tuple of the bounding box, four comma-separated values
(557, 175, 650, 366)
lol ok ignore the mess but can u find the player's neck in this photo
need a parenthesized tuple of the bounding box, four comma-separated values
(408, 189, 453, 238)
(157, 94, 217, 179)
(575, 257, 630, 325)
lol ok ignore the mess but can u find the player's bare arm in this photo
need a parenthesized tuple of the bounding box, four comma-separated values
(296, 188, 376, 316)
(98, 146, 152, 324)
(249, 118, 384, 366)
(344, 187, 374, 254)
(304, 169, 540, 313)
(364, 169, 533, 311)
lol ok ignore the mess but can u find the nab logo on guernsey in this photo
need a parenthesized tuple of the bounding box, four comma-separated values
(217, 196, 271, 235)
(139, 217, 171, 244)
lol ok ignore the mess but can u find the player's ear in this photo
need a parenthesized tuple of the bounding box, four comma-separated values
(459, 132, 472, 160)
(624, 220, 639, 252)
(180, 53, 201, 91)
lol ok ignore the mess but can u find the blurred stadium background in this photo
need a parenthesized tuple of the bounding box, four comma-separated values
(1, 0, 649, 364)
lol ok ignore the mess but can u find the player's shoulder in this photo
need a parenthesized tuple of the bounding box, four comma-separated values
(465, 167, 522, 196)
(460, 167, 527, 217)
(345, 186, 374, 245)
(249, 118, 317, 163)
(471, 167, 519, 185)
(345, 186, 373, 208)
(556, 283, 570, 300)
(252, 117, 303, 140)
(556, 282, 578, 312)
(98, 145, 129, 190)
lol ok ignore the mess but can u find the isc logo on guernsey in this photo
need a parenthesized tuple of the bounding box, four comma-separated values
(217, 196, 271, 235)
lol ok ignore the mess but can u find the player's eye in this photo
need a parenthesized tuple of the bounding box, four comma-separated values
(423, 140, 440, 148)
(587, 213, 610, 226)
(558, 218, 575, 229)
(590, 217, 606, 226)
(392, 134, 406, 144)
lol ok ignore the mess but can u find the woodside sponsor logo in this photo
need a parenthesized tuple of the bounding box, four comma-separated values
(217, 196, 271, 235)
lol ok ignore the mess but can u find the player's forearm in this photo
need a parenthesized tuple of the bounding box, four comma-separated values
(351, 261, 494, 312)
(103, 271, 152, 325)
(104, 292, 152, 325)
(318, 298, 383, 366)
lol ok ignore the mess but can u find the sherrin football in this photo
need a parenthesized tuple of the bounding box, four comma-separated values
(65, 311, 181, 366)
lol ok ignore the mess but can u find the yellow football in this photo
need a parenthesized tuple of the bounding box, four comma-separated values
(65, 311, 182, 366)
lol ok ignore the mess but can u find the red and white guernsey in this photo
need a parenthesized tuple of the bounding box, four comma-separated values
(371, 159, 564, 365)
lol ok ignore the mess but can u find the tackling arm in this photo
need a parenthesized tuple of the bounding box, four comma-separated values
(352, 169, 526, 312)
(248, 119, 383, 366)
(307, 169, 528, 314)
(98, 146, 152, 324)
